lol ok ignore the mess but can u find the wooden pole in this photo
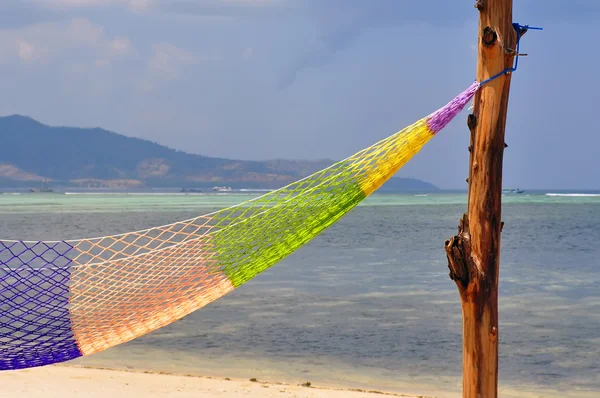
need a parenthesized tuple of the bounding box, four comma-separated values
(445, 1, 516, 397)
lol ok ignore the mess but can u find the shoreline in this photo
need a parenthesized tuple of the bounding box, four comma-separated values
(2, 364, 595, 398)
(2, 364, 597, 397)
(0, 365, 441, 398)
(65, 365, 431, 397)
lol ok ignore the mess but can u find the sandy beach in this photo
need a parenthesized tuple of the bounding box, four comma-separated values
(2, 365, 597, 398)
(0, 366, 440, 398)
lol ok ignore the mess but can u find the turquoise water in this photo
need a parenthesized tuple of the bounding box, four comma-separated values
(1, 192, 599, 397)
(1, 191, 599, 215)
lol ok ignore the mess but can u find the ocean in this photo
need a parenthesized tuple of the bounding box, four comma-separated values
(1, 192, 598, 397)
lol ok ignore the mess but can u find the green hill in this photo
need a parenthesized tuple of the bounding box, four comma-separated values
(0, 115, 438, 191)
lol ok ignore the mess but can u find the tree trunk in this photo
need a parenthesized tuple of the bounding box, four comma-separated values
(445, 1, 516, 397)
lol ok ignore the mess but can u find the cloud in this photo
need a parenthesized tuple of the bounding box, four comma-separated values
(0, 3, 59, 29)
(16, 40, 36, 62)
(156, 0, 292, 17)
(524, 0, 600, 20)
(137, 42, 208, 91)
(274, 0, 600, 88)
(22, 0, 600, 22)
(276, 0, 466, 88)
(149, 42, 197, 78)
(110, 37, 132, 56)
(0, 18, 132, 64)
(26, 0, 153, 12)
(26, 0, 288, 14)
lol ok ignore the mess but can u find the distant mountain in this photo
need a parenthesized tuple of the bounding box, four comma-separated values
(0, 115, 439, 192)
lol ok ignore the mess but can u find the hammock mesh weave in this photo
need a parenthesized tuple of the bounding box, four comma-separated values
(0, 82, 479, 370)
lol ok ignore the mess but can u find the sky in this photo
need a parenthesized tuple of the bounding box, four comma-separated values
(0, 1, 598, 190)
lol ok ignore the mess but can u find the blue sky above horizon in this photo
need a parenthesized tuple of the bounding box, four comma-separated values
(0, 1, 597, 190)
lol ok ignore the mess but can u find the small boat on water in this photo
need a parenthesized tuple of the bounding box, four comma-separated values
(502, 188, 525, 194)
(29, 179, 54, 193)
(180, 188, 202, 193)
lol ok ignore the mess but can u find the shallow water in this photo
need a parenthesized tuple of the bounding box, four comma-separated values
(1, 192, 599, 397)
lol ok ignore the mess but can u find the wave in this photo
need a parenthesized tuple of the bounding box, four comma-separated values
(546, 193, 600, 197)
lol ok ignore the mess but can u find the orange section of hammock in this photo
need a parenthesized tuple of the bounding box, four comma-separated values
(69, 219, 234, 356)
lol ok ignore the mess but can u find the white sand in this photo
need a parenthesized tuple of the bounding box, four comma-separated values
(2, 365, 594, 397)
(0, 366, 434, 398)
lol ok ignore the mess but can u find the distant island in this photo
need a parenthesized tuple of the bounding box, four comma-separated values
(0, 115, 439, 192)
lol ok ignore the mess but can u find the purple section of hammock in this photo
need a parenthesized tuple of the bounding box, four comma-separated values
(0, 240, 82, 370)
(427, 81, 480, 134)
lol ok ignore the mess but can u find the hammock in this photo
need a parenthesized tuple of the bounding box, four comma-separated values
(0, 82, 479, 371)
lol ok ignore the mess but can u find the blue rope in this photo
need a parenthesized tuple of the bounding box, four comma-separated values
(479, 23, 543, 86)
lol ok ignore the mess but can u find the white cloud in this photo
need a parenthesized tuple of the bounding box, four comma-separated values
(0, 18, 132, 64)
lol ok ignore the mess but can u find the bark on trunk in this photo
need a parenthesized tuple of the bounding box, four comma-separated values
(445, 1, 517, 397)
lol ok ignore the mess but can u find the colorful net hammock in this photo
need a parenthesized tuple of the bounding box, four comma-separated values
(0, 82, 479, 371)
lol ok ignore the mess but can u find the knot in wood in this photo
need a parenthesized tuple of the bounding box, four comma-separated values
(467, 114, 478, 131)
(489, 325, 498, 343)
(482, 27, 497, 46)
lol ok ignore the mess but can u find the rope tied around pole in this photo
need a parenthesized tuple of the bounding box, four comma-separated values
(479, 23, 543, 86)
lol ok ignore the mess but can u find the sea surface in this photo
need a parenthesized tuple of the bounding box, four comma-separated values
(1, 192, 599, 397)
